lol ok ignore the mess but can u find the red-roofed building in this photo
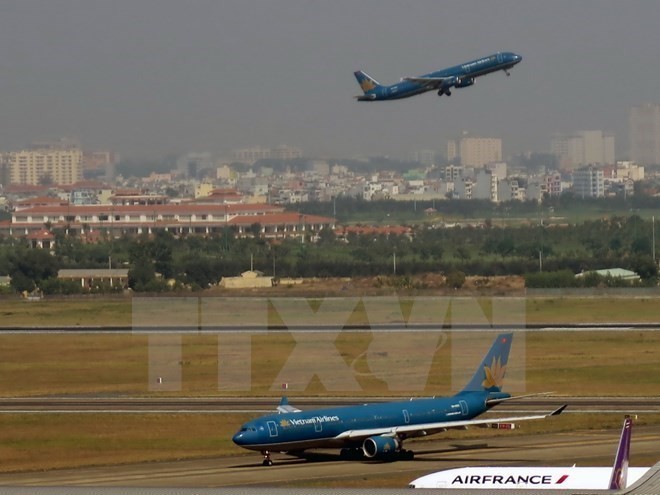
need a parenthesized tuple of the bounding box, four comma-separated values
(5, 202, 335, 241)
(27, 229, 55, 249)
(14, 196, 69, 211)
(193, 188, 245, 204)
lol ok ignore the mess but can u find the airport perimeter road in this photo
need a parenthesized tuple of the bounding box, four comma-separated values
(0, 397, 659, 413)
(0, 425, 658, 488)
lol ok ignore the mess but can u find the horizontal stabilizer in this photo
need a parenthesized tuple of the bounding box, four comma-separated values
(485, 391, 557, 407)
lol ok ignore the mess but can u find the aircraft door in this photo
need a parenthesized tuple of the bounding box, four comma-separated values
(315, 421, 322, 433)
(267, 421, 278, 437)
(497, 53, 503, 64)
(403, 409, 410, 424)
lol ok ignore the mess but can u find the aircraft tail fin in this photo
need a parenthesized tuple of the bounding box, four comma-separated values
(460, 333, 513, 393)
(608, 417, 633, 490)
(353, 70, 382, 97)
(276, 396, 302, 414)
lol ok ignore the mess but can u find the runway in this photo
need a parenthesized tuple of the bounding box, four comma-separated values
(1, 396, 659, 413)
(0, 425, 658, 488)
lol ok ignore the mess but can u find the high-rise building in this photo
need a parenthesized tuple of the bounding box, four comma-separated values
(629, 103, 660, 166)
(412, 150, 437, 166)
(7, 142, 83, 185)
(447, 137, 502, 167)
(473, 168, 498, 201)
(572, 166, 604, 198)
(551, 131, 615, 170)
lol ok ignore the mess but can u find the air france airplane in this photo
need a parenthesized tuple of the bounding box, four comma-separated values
(409, 417, 650, 490)
(354, 52, 522, 101)
(232, 333, 566, 466)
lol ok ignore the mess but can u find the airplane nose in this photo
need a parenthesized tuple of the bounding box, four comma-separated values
(232, 432, 245, 445)
(515, 54, 522, 63)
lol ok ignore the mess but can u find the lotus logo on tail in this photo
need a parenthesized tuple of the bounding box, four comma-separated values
(360, 79, 376, 92)
(482, 356, 506, 389)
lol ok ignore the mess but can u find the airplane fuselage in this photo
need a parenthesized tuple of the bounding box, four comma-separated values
(233, 391, 495, 452)
(356, 51, 522, 101)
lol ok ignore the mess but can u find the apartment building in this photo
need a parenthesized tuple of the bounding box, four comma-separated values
(448, 137, 502, 167)
(629, 103, 660, 166)
(7, 145, 83, 186)
(572, 166, 604, 198)
(551, 130, 615, 170)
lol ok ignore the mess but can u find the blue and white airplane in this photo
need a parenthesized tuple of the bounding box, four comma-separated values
(409, 417, 649, 490)
(354, 52, 522, 101)
(232, 333, 566, 466)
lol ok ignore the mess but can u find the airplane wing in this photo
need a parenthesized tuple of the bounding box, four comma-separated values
(402, 76, 448, 87)
(334, 405, 567, 441)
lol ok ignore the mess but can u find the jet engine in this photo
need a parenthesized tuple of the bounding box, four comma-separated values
(362, 435, 400, 458)
(455, 77, 475, 88)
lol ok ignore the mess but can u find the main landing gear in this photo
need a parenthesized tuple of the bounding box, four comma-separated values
(340, 448, 364, 460)
(340, 447, 415, 461)
(399, 449, 415, 461)
(438, 89, 451, 96)
(261, 450, 273, 466)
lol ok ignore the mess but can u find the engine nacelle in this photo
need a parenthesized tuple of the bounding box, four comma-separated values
(362, 435, 400, 458)
(455, 77, 475, 88)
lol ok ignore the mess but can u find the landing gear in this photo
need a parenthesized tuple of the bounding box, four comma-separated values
(505, 69, 511, 76)
(340, 448, 364, 460)
(399, 449, 415, 461)
(261, 450, 273, 466)
(438, 89, 451, 96)
(437, 89, 444, 96)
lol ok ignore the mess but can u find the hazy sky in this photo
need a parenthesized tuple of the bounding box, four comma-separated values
(1, 0, 659, 160)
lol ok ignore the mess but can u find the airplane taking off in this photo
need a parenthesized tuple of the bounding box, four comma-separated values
(409, 417, 650, 490)
(233, 333, 566, 466)
(354, 52, 522, 101)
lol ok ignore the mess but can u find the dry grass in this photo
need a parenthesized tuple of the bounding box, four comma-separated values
(1, 331, 659, 397)
(1, 293, 660, 327)
(0, 413, 658, 475)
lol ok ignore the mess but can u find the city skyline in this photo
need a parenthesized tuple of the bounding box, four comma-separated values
(1, 1, 660, 160)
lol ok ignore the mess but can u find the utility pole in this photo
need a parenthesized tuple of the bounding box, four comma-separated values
(653, 215, 656, 265)
(393, 249, 397, 275)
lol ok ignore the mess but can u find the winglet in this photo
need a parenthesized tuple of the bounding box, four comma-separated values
(608, 417, 633, 490)
(550, 404, 567, 416)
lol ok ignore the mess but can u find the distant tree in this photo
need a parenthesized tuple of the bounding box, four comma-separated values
(8, 249, 58, 292)
(128, 262, 156, 291)
(445, 270, 466, 289)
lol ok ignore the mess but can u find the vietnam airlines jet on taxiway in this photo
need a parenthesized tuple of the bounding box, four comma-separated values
(354, 51, 522, 101)
(232, 332, 566, 466)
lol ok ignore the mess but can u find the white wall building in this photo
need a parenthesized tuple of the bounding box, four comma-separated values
(498, 178, 524, 202)
(473, 168, 498, 201)
(572, 166, 604, 198)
